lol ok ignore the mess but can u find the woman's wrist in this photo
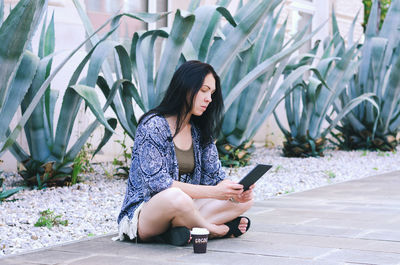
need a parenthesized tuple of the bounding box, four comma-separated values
(208, 185, 218, 199)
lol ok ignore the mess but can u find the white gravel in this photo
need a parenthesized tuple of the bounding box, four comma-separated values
(1, 146, 400, 256)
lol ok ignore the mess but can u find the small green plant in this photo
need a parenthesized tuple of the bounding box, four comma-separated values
(377, 151, 385, 157)
(71, 142, 94, 185)
(0, 177, 24, 203)
(361, 150, 368, 156)
(373, 167, 379, 170)
(34, 209, 68, 228)
(71, 156, 83, 185)
(324, 170, 336, 179)
(80, 142, 95, 174)
(264, 132, 276, 148)
(284, 188, 295, 194)
(273, 165, 283, 173)
(218, 140, 254, 168)
(99, 164, 113, 179)
(112, 132, 131, 177)
(35, 173, 45, 190)
(88, 233, 95, 237)
(362, 0, 391, 31)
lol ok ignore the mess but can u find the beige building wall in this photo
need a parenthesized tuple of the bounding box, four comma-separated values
(2, 0, 364, 171)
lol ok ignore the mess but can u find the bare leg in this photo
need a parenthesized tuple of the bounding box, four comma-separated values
(137, 188, 228, 241)
(195, 198, 253, 237)
(195, 198, 253, 223)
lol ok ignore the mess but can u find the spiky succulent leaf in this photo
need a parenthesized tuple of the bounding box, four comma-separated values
(0, 52, 38, 147)
(154, 10, 195, 107)
(336, 0, 400, 151)
(0, 0, 47, 110)
(1, 11, 118, 154)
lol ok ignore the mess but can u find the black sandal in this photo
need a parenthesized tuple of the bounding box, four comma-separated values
(222, 216, 251, 238)
(154, 226, 191, 246)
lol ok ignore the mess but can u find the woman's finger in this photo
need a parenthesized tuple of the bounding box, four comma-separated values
(242, 189, 252, 196)
(231, 189, 243, 196)
(229, 183, 244, 190)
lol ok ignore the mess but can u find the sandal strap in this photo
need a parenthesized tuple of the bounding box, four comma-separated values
(223, 216, 251, 238)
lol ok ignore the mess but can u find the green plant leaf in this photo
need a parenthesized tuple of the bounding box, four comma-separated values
(209, 0, 282, 76)
(365, 0, 380, 40)
(8, 138, 29, 163)
(381, 51, 400, 134)
(134, 29, 169, 110)
(245, 65, 313, 143)
(71, 85, 115, 133)
(0, 187, 23, 200)
(20, 53, 58, 162)
(188, 0, 201, 12)
(0, 0, 47, 110)
(189, 6, 236, 61)
(224, 22, 323, 111)
(154, 9, 195, 108)
(92, 118, 118, 157)
(0, 0, 4, 27)
(1, 11, 118, 154)
(65, 121, 97, 163)
(322, 93, 379, 138)
(0, 51, 39, 146)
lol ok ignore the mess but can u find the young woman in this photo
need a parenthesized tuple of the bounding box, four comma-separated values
(117, 60, 254, 246)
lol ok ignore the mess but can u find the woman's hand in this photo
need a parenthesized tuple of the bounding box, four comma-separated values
(232, 184, 255, 203)
(213, 179, 243, 200)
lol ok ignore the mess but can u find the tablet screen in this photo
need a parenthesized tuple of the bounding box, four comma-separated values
(239, 164, 272, 190)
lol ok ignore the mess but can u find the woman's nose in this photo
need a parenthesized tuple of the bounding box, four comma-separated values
(205, 92, 212, 102)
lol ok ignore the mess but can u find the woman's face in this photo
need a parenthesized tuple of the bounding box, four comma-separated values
(190, 73, 216, 116)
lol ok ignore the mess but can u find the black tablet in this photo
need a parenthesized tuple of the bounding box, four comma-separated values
(239, 164, 272, 191)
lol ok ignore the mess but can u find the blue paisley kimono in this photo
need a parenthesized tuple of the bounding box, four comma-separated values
(117, 114, 226, 240)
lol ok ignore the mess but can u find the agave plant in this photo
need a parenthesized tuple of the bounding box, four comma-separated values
(73, 0, 170, 140)
(5, 11, 121, 187)
(0, 0, 122, 153)
(75, 0, 320, 169)
(333, 0, 400, 151)
(215, 2, 329, 166)
(1, 1, 168, 186)
(274, 11, 378, 157)
(0, 0, 47, 154)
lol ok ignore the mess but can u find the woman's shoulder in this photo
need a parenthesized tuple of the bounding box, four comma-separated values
(136, 113, 170, 143)
(139, 113, 167, 130)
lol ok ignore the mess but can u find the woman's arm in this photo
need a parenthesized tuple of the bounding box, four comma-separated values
(172, 179, 243, 200)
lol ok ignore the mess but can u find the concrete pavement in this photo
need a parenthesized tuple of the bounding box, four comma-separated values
(1, 171, 400, 264)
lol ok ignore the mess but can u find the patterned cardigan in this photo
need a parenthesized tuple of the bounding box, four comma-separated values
(117, 114, 226, 238)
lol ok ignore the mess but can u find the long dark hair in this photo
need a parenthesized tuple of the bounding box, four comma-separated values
(139, 60, 224, 145)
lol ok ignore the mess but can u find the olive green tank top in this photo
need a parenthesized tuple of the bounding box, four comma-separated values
(174, 142, 195, 176)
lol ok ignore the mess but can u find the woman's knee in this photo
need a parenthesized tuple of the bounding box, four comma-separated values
(160, 187, 194, 213)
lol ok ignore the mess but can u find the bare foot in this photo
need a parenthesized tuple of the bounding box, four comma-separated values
(222, 217, 249, 238)
(208, 217, 249, 239)
(238, 217, 249, 234)
(208, 224, 229, 238)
